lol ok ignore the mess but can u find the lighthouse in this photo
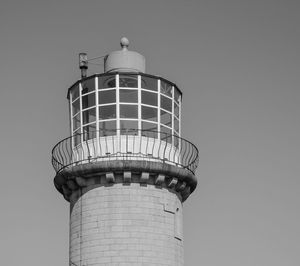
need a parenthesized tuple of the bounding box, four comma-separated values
(52, 38, 199, 266)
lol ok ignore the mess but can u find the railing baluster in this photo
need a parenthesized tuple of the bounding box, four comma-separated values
(51, 129, 199, 175)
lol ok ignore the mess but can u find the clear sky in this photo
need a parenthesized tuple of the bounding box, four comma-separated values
(0, 0, 299, 265)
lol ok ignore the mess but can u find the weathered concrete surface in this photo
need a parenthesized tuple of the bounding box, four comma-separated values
(70, 183, 184, 266)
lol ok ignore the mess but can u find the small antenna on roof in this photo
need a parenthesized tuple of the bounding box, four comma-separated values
(79, 53, 88, 78)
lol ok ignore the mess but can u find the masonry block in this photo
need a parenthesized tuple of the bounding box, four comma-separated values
(105, 172, 115, 183)
(140, 172, 149, 183)
(123, 171, 131, 183)
(70, 184, 184, 266)
(155, 174, 165, 185)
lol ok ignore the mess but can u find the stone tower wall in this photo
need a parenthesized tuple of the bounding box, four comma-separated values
(70, 183, 184, 266)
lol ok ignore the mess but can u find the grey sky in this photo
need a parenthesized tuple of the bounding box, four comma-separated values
(0, 0, 299, 265)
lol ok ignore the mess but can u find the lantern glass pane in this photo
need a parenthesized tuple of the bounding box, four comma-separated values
(141, 122, 158, 138)
(82, 78, 95, 94)
(73, 113, 80, 131)
(160, 81, 172, 97)
(99, 120, 116, 136)
(99, 75, 116, 89)
(174, 87, 181, 103)
(119, 89, 138, 103)
(71, 84, 79, 100)
(174, 102, 179, 117)
(142, 106, 157, 122)
(119, 75, 138, 88)
(99, 89, 116, 104)
(160, 110, 172, 127)
(161, 95, 172, 112)
(120, 105, 138, 119)
(141, 76, 158, 91)
(83, 123, 96, 141)
(120, 120, 138, 134)
(99, 105, 116, 120)
(142, 91, 158, 106)
(174, 117, 179, 132)
(161, 126, 172, 143)
(82, 108, 96, 125)
(72, 99, 80, 115)
(82, 93, 95, 109)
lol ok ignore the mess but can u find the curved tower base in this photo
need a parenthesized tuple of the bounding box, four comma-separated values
(70, 183, 184, 266)
(54, 161, 196, 266)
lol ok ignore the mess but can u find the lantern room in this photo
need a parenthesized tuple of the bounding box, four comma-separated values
(69, 73, 181, 146)
(50, 38, 198, 176)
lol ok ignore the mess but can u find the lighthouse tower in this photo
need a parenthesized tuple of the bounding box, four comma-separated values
(52, 38, 199, 266)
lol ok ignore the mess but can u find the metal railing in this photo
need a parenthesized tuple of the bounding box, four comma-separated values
(52, 129, 199, 175)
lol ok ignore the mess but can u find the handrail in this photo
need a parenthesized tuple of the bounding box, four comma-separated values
(51, 129, 199, 175)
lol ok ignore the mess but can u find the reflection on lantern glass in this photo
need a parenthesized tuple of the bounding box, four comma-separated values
(160, 110, 172, 127)
(142, 91, 158, 106)
(161, 95, 172, 112)
(141, 122, 158, 138)
(83, 108, 96, 125)
(160, 81, 172, 97)
(120, 120, 138, 135)
(120, 105, 138, 119)
(82, 78, 95, 94)
(174, 87, 181, 103)
(119, 75, 138, 88)
(71, 85, 79, 100)
(141, 76, 157, 91)
(73, 113, 80, 131)
(99, 105, 116, 120)
(82, 93, 96, 109)
(99, 76, 116, 89)
(83, 124, 96, 141)
(119, 89, 138, 103)
(161, 126, 172, 144)
(99, 90, 116, 104)
(142, 106, 157, 122)
(72, 99, 80, 115)
(99, 120, 116, 136)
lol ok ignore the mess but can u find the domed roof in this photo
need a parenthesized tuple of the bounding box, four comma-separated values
(104, 37, 145, 73)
